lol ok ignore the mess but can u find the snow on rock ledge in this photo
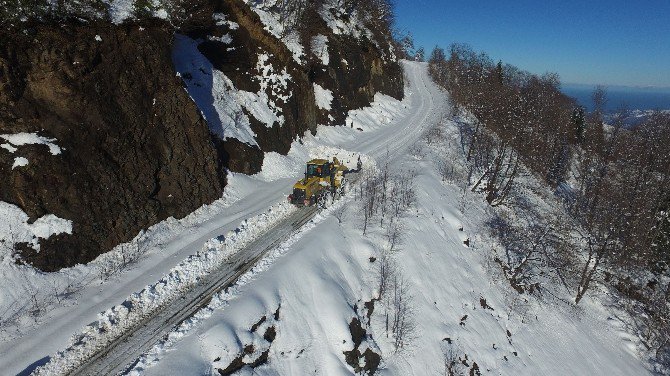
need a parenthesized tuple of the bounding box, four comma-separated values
(172, 34, 258, 146)
(0, 132, 62, 155)
(0, 202, 73, 257)
(11, 156, 28, 169)
(313, 83, 333, 111)
(311, 34, 329, 65)
(240, 0, 305, 63)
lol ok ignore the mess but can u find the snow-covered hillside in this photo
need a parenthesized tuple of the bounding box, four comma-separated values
(1, 61, 652, 376)
(0, 59, 411, 375)
(129, 62, 649, 376)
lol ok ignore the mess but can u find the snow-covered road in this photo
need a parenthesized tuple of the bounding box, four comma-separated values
(69, 206, 320, 376)
(70, 60, 440, 376)
(134, 60, 649, 376)
(8, 59, 650, 376)
(2, 61, 442, 376)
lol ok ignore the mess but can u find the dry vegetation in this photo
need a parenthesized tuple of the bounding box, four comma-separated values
(428, 43, 670, 367)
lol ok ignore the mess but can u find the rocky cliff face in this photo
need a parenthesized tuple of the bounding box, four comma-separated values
(0, 0, 403, 271)
(178, 0, 403, 174)
(0, 21, 226, 271)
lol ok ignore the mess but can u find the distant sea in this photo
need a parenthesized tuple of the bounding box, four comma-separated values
(561, 84, 670, 113)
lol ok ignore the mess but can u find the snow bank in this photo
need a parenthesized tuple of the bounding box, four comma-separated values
(345, 93, 409, 131)
(33, 136, 375, 375)
(33, 201, 298, 375)
(128, 176, 367, 374)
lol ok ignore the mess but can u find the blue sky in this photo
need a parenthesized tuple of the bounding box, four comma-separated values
(394, 0, 670, 87)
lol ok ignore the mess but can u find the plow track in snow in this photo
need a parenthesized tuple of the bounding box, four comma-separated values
(66, 61, 441, 376)
(70, 206, 318, 376)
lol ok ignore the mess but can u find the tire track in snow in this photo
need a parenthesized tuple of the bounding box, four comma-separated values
(43, 61, 444, 376)
(120, 61, 445, 376)
(67, 207, 318, 376)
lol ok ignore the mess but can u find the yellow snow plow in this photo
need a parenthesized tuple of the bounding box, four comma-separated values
(288, 157, 359, 206)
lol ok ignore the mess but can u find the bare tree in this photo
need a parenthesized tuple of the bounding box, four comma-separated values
(438, 156, 456, 182)
(409, 141, 424, 159)
(21, 273, 44, 319)
(470, 141, 519, 207)
(376, 249, 396, 300)
(441, 342, 465, 376)
(385, 219, 404, 252)
(358, 172, 380, 235)
(390, 272, 416, 352)
(488, 215, 553, 294)
(332, 204, 348, 224)
(0, 221, 19, 258)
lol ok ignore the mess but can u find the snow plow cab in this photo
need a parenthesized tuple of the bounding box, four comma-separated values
(288, 157, 350, 206)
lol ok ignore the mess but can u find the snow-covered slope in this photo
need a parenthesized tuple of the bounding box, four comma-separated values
(2, 62, 650, 376)
(0, 61, 414, 376)
(126, 63, 650, 375)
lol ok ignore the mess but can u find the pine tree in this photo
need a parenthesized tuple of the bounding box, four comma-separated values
(495, 60, 504, 84)
(399, 32, 415, 59)
(414, 46, 425, 62)
(572, 106, 586, 143)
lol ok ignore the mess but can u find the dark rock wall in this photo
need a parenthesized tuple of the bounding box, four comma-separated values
(0, 21, 225, 270)
(0, 0, 404, 271)
(197, 0, 404, 173)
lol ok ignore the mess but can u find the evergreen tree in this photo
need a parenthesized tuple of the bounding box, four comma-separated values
(572, 106, 586, 143)
(414, 46, 425, 62)
(399, 32, 415, 59)
(495, 60, 504, 84)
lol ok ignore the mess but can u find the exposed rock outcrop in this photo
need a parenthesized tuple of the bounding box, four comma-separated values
(0, 21, 225, 270)
(184, 0, 404, 174)
(0, 0, 404, 271)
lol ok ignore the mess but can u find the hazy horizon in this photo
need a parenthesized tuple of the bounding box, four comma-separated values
(561, 84, 670, 111)
(395, 0, 670, 88)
